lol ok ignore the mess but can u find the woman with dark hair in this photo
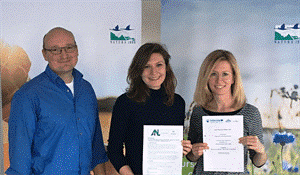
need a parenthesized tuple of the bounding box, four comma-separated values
(186, 50, 267, 174)
(107, 43, 190, 175)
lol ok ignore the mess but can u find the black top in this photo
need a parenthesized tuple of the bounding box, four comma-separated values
(107, 88, 185, 174)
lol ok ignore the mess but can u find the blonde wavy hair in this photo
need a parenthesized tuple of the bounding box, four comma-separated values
(193, 50, 246, 109)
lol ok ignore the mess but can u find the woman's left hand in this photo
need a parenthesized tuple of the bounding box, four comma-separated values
(182, 140, 193, 156)
(239, 136, 265, 154)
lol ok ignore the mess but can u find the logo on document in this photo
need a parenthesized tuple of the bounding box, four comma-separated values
(110, 25, 136, 44)
(151, 129, 160, 136)
(274, 23, 300, 44)
(206, 119, 223, 123)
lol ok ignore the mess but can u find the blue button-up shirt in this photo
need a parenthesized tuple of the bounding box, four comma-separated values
(6, 65, 108, 175)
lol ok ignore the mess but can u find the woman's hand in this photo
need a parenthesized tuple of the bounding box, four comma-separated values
(182, 140, 192, 156)
(119, 165, 134, 175)
(186, 142, 209, 162)
(239, 136, 267, 167)
(238, 136, 265, 154)
(191, 143, 209, 157)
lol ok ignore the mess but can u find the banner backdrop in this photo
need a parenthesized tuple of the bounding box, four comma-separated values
(161, 0, 299, 174)
(1, 0, 141, 172)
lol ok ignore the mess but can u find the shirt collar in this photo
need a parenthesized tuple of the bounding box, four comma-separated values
(44, 65, 83, 83)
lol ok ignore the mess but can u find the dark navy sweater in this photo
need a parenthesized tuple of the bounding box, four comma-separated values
(107, 88, 185, 174)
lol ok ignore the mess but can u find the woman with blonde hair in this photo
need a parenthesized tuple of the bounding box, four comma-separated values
(186, 50, 267, 174)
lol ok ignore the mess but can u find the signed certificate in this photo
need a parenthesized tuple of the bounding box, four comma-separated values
(202, 115, 244, 172)
(143, 125, 183, 175)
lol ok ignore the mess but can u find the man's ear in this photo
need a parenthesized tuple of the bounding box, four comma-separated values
(42, 49, 48, 61)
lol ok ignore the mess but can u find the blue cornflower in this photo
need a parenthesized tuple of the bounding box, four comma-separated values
(282, 160, 299, 173)
(273, 132, 297, 172)
(291, 91, 298, 101)
(294, 166, 299, 173)
(282, 160, 290, 171)
(273, 132, 295, 146)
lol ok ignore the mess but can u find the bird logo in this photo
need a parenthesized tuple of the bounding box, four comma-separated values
(110, 25, 134, 31)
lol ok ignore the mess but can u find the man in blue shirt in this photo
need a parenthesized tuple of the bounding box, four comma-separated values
(6, 27, 108, 175)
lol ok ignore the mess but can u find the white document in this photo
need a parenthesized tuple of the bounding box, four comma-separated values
(202, 115, 244, 172)
(143, 125, 183, 175)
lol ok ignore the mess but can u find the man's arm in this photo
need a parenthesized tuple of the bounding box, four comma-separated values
(5, 91, 37, 174)
(91, 109, 109, 171)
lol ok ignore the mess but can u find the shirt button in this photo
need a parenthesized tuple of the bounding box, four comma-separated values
(67, 90, 70, 92)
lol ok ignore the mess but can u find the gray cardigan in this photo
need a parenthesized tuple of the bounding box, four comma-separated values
(187, 103, 264, 175)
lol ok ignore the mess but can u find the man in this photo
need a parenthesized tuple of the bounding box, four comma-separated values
(6, 27, 108, 175)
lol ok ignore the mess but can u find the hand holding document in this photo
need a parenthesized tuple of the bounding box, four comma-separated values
(143, 125, 183, 175)
(202, 115, 244, 172)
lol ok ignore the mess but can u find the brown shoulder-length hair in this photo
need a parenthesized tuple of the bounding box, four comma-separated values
(193, 50, 246, 109)
(126, 43, 177, 106)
